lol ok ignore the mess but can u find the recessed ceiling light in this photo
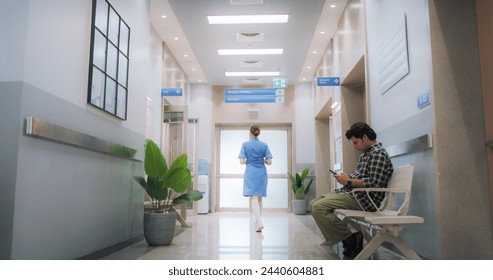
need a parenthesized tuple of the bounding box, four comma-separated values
(208, 14, 289, 24)
(218, 49, 283, 55)
(312, 51, 317, 54)
(331, 4, 336, 8)
(184, 54, 188, 57)
(320, 31, 325, 34)
(224, 71, 280, 77)
(174, 37, 179, 40)
(161, 15, 167, 19)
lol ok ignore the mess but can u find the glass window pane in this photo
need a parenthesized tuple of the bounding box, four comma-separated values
(220, 130, 249, 174)
(95, 0, 108, 34)
(93, 31, 107, 70)
(261, 130, 288, 174)
(116, 85, 127, 119)
(118, 53, 128, 85)
(90, 67, 105, 108)
(108, 7, 119, 45)
(219, 178, 248, 208)
(105, 77, 116, 114)
(106, 43, 118, 79)
(89, 0, 129, 120)
(263, 178, 288, 208)
(119, 21, 130, 56)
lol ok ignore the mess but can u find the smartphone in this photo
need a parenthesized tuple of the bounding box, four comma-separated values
(329, 169, 337, 175)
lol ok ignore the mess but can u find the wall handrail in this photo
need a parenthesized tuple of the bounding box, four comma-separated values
(24, 116, 139, 160)
(385, 133, 433, 158)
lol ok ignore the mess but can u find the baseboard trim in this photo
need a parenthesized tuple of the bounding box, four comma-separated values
(77, 234, 144, 260)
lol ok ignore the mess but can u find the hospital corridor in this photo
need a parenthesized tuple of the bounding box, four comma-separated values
(1, 0, 493, 265)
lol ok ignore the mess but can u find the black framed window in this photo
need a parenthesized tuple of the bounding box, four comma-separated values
(88, 0, 130, 120)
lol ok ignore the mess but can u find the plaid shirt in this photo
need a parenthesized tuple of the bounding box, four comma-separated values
(336, 143, 393, 211)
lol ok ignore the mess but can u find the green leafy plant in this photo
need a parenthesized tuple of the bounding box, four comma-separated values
(288, 167, 314, 200)
(134, 139, 203, 213)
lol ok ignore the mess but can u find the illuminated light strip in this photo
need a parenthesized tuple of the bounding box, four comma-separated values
(218, 49, 283, 55)
(207, 15, 289, 24)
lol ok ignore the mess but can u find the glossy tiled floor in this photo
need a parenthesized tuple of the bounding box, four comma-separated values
(103, 212, 342, 260)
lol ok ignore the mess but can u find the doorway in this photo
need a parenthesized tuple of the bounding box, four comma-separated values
(215, 124, 292, 212)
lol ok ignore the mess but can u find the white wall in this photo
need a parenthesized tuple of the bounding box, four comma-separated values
(334, 0, 366, 82)
(294, 82, 316, 165)
(0, 0, 28, 80)
(189, 84, 214, 163)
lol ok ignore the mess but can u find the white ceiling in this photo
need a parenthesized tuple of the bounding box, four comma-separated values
(149, 0, 348, 86)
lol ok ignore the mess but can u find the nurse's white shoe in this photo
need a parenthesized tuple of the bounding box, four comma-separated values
(255, 222, 264, 232)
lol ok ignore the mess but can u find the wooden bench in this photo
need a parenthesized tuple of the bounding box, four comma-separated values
(334, 164, 424, 260)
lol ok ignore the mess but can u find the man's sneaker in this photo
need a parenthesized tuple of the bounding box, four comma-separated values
(342, 231, 363, 260)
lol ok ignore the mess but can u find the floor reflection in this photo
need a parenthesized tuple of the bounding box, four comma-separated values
(103, 212, 339, 260)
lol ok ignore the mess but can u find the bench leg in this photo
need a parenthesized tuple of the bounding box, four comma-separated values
(354, 232, 386, 260)
(384, 233, 421, 260)
(170, 207, 190, 227)
(355, 230, 421, 260)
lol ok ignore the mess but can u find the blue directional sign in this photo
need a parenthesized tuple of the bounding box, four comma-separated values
(317, 77, 340, 86)
(417, 92, 430, 109)
(161, 88, 183, 96)
(224, 88, 284, 103)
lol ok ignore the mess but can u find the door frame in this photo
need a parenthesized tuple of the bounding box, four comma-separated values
(213, 123, 293, 213)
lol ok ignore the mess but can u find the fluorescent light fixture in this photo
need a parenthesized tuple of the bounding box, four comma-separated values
(208, 14, 288, 24)
(225, 71, 280, 77)
(218, 49, 283, 55)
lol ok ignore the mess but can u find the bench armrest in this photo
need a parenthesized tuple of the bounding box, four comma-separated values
(351, 188, 411, 215)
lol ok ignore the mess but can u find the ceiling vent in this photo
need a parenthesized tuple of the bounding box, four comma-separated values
(240, 60, 263, 68)
(236, 32, 264, 43)
(243, 78, 262, 84)
(230, 0, 263, 5)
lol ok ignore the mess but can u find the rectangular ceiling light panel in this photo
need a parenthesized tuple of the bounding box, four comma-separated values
(230, 0, 264, 5)
(218, 49, 283, 55)
(225, 71, 280, 77)
(208, 15, 289, 24)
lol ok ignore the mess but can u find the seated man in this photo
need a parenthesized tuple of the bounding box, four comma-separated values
(310, 122, 394, 259)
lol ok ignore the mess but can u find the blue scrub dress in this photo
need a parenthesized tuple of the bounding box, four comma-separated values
(238, 137, 273, 197)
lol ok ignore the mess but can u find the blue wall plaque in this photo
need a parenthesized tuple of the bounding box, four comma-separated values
(417, 92, 430, 109)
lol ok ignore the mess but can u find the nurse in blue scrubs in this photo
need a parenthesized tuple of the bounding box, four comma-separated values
(239, 125, 273, 232)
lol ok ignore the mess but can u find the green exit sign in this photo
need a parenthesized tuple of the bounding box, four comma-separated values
(273, 78, 287, 88)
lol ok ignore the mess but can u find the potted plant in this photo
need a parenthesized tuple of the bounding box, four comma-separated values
(134, 139, 203, 245)
(288, 167, 314, 215)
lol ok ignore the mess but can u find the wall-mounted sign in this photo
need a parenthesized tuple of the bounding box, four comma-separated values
(417, 92, 430, 109)
(273, 78, 287, 88)
(224, 88, 284, 103)
(161, 88, 183, 96)
(316, 77, 340, 86)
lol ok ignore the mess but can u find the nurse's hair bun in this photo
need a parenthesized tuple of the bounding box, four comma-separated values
(250, 125, 260, 136)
